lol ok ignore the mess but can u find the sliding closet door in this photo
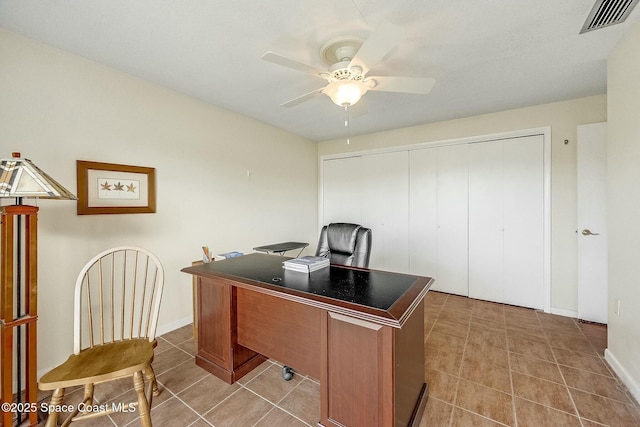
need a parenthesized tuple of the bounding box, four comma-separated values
(410, 145, 468, 295)
(409, 148, 437, 278)
(468, 141, 504, 302)
(468, 136, 544, 309)
(436, 145, 469, 296)
(503, 135, 544, 308)
(322, 156, 363, 225)
(362, 151, 409, 273)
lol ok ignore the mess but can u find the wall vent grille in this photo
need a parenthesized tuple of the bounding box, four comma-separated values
(580, 0, 639, 33)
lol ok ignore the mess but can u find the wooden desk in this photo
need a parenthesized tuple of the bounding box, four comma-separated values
(181, 253, 433, 427)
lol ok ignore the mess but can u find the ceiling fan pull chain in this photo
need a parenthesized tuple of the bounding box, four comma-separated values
(345, 106, 351, 144)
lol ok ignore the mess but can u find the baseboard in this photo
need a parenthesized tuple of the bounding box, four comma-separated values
(550, 307, 578, 318)
(604, 348, 640, 405)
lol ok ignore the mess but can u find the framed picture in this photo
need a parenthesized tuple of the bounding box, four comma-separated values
(76, 160, 156, 215)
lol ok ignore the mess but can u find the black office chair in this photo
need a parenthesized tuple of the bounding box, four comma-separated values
(315, 222, 372, 268)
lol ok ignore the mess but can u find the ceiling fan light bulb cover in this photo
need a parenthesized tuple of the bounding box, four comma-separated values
(324, 80, 368, 107)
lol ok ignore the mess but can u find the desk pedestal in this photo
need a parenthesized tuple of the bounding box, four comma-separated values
(195, 275, 427, 427)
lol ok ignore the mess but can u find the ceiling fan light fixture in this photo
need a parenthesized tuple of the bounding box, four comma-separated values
(324, 80, 368, 107)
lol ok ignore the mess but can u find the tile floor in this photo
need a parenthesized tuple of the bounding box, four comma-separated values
(34, 291, 640, 426)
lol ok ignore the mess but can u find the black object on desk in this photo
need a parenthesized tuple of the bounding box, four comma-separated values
(253, 241, 308, 257)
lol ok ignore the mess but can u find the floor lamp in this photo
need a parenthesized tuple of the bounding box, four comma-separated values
(0, 153, 76, 427)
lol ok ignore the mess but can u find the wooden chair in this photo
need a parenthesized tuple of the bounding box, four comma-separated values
(39, 246, 165, 427)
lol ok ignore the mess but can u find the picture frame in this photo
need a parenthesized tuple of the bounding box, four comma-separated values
(76, 160, 156, 215)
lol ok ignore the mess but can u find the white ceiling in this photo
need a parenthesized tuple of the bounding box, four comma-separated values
(1, 0, 638, 142)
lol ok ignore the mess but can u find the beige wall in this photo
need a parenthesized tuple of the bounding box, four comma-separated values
(606, 19, 640, 401)
(319, 95, 608, 315)
(0, 28, 319, 374)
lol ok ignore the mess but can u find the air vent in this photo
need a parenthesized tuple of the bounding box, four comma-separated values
(580, 0, 639, 33)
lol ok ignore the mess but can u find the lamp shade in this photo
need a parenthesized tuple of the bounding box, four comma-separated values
(0, 153, 77, 200)
(324, 80, 368, 107)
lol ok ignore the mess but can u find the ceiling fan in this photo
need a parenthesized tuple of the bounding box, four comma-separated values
(261, 20, 436, 109)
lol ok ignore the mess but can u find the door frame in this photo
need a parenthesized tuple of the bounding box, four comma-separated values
(319, 126, 552, 313)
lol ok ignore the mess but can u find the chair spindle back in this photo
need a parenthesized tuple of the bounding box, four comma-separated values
(73, 246, 164, 354)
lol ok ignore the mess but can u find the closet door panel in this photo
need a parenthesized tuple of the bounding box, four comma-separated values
(322, 157, 363, 226)
(409, 148, 438, 277)
(503, 135, 544, 309)
(362, 151, 410, 273)
(436, 145, 469, 296)
(468, 141, 504, 303)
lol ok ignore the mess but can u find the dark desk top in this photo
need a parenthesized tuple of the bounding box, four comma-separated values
(182, 253, 433, 327)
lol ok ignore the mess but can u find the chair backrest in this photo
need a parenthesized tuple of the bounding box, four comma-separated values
(315, 223, 372, 268)
(73, 246, 164, 354)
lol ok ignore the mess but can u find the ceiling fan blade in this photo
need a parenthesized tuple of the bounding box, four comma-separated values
(348, 20, 405, 75)
(281, 87, 325, 107)
(367, 76, 436, 94)
(262, 51, 326, 78)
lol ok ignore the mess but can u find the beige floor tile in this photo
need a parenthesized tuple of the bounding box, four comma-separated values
(514, 397, 581, 427)
(278, 378, 320, 426)
(177, 338, 197, 356)
(425, 368, 459, 403)
(570, 388, 640, 426)
(450, 406, 510, 426)
(243, 363, 304, 404)
(509, 352, 563, 384)
(505, 325, 548, 343)
(511, 372, 576, 414)
(464, 342, 509, 369)
(507, 335, 555, 362)
(176, 374, 240, 415)
(455, 379, 514, 426)
(235, 360, 273, 385)
(552, 347, 614, 377)
(254, 407, 309, 426)
(560, 365, 633, 403)
(160, 324, 194, 345)
(148, 396, 200, 427)
(460, 358, 512, 394)
(156, 359, 210, 395)
(151, 346, 193, 376)
(432, 318, 470, 339)
(203, 388, 274, 427)
(470, 316, 507, 331)
(546, 333, 597, 355)
(105, 386, 172, 426)
(467, 324, 508, 350)
(418, 397, 453, 426)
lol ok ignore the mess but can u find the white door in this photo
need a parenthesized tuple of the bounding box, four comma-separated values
(362, 151, 410, 273)
(435, 144, 469, 296)
(468, 140, 504, 303)
(468, 135, 544, 309)
(577, 122, 608, 324)
(322, 157, 362, 225)
(503, 136, 545, 309)
(409, 148, 438, 278)
(409, 145, 468, 295)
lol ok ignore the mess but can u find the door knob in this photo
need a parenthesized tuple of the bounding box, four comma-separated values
(582, 229, 600, 236)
